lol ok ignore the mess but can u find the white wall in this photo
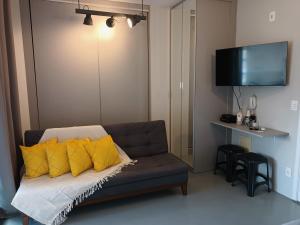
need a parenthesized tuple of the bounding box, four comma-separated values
(234, 0, 300, 200)
(149, 6, 171, 143)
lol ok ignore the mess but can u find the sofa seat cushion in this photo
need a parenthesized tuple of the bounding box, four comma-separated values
(103, 153, 188, 188)
(87, 173, 188, 201)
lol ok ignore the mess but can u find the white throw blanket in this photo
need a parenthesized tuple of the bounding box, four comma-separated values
(11, 125, 136, 225)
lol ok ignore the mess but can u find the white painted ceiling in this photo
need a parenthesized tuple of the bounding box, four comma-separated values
(109, 0, 181, 7)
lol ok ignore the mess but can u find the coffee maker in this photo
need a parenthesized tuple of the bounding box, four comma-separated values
(244, 95, 258, 129)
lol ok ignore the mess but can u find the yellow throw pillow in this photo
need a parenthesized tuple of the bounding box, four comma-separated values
(20, 138, 58, 178)
(46, 143, 71, 178)
(85, 135, 121, 172)
(63, 138, 90, 144)
(67, 140, 93, 177)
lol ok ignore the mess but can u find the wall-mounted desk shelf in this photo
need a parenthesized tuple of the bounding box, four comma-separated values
(211, 121, 289, 138)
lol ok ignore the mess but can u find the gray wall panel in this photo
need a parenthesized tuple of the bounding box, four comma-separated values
(96, 16, 149, 124)
(31, 0, 100, 128)
(194, 0, 236, 172)
(29, 0, 149, 128)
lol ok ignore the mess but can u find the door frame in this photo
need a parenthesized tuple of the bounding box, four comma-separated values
(293, 110, 300, 202)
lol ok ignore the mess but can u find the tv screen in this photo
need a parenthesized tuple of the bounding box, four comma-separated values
(216, 42, 288, 86)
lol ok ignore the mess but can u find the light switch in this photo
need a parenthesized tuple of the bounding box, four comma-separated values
(290, 100, 298, 111)
(269, 11, 276, 22)
(285, 167, 292, 178)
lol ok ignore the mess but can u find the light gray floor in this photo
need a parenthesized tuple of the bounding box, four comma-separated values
(4, 172, 300, 225)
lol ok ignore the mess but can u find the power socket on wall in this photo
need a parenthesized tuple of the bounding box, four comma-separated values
(285, 167, 292, 178)
(269, 11, 276, 22)
(290, 100, 299, 111)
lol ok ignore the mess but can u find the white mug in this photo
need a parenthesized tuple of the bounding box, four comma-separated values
(237, 111, 243, 125)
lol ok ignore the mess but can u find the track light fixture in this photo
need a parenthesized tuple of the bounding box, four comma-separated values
(127, 0, 145, 28)
(106, 16, 115, 28)
(81, 5, 93, 26)
(83, 13, 93, 26)
(127, 15, 143, 28)
(76, 0, 146, 28)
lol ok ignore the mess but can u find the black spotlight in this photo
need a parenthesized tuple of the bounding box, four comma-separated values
(106, 16, 115, 28)
(83, 14, 93, 26)
(127, 15, 141, 28)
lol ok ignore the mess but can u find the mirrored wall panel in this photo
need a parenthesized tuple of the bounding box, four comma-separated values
(171, 0, 196, 167)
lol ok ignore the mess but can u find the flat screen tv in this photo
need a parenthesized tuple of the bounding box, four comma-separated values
(216, 42, 288, 86)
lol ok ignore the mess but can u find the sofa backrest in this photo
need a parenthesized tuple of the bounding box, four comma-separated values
(104, 120, 168, 158)
(23, 120, 168, 160)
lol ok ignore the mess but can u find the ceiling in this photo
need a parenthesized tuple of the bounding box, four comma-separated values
(109, 0, 181, 7)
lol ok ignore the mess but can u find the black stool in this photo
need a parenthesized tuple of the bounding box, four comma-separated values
(232, 152, 271, 197)
(214, 144, 246, 182)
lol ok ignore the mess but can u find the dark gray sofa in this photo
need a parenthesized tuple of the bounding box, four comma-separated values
(21, 120, 189, 224)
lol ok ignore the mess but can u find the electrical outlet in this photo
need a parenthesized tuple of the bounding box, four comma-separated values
(269, 11, 276, 22)
(290, 100, 298, 111)
(239, 136, 251, 151)
(285, 167, 292, 178)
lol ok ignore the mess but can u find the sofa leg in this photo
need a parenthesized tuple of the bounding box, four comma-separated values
(181, 183, 188, 195)
(23, 214, 29, 225)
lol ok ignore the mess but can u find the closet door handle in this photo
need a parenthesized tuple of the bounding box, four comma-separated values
(179, 82, 183, 89)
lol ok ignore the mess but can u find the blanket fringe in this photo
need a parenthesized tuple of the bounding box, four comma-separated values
(52, 160, 137, 225)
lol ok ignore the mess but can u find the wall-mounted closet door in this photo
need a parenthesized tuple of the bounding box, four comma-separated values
(29, 0, 149, 129)
(170, 3, 183, 160)
(171, 0, 196, 167)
